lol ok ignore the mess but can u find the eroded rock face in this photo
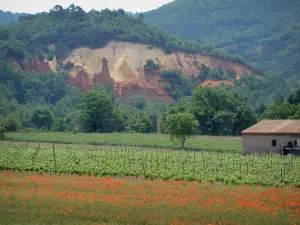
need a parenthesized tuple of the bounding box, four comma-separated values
(92, 57, 112, 86)
(11, 41, 260, 102)
(21, 57, 51, 73)
(64, 41, 258, 81)
(69, 68, 93, 92)
(113, 80, 173, 103)
(63, 41, 260, 102)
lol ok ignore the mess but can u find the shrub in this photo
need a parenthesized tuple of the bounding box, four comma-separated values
(0, 125, 5, 140)
(144, 58, 162, 70)
(4, 114, 21, 132)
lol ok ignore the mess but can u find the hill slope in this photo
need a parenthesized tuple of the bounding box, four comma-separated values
(1, 5, 258, 103)
(145, 0, 300, 77)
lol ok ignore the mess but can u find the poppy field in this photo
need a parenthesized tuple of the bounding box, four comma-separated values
(1, 143, 300, 186)
(0, 171, 299, 225)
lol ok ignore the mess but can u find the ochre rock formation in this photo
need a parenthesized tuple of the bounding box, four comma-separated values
(92, 57, 112, 86)
(68, 68, 93, 92)
(11, 41, 260, 102)
(17, 56, 55, 73)
(113, 80, 173, 103)
(64, 41, 258, 81)
(62, 41, 259, 101)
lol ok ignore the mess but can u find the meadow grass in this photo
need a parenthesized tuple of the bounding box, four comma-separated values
(4, 132, 242, 151)
(0, 171, 299, 225)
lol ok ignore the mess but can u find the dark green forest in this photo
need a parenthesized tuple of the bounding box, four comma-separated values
(0, 5, 244, 63)
(145, 0, 300, 78)
(0, 10, 26, 26)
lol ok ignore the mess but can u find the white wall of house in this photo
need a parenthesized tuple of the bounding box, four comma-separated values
(243, 135, 300, 154)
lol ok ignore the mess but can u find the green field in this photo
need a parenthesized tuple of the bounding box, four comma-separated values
(4, 132, 242, 152)
(1, 143, 299, 187)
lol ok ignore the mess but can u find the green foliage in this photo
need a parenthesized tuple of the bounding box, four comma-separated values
(3, 114, 21, 132)
(51, 118, 66, 132)
(1, 5, 247, 64)
(160, 70, 194, 100)
(63, 61, 74, 70)
(78, 90, 121, 133)
(166, 112, 199, 149)
(261, 88, 300, 120)
(144, 58, 162, 70)
(190, 87, 258, 135)
(0, 10, 26, 26)
(125, 111, 152, 133)
(145, 0, 300, 78)
(30, 107, 54, 130)
(128, 95, 147, 110)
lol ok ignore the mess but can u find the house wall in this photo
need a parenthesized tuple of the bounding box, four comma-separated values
(243, 135, 300, 154)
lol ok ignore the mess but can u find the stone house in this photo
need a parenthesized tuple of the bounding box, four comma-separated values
(242, 120, 300, 154)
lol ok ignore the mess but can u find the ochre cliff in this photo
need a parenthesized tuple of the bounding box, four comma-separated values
(62, 41, 258, 102)
(11, 41, 259, 102)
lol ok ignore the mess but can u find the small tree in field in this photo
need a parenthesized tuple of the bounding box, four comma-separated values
(166, 112, 199, 149)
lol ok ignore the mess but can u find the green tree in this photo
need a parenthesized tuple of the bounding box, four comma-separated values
(166, 112, 199, 149)
(125, 111, 152, 133)
(30, 107, 54, 130)
(51, 118, 66, 132)
(262, 103, 296, 119)
(128, 95, 147, 110)
(191, 87, 257, 135)
(4, 114, 21, 132)
(78, 90, 117, 133)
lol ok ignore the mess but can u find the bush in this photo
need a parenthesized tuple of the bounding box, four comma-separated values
(63, 61, 74, 70)
(0, 125, 5, 140)
(4, 114, 21, 132)
(144, 59, 162, 70)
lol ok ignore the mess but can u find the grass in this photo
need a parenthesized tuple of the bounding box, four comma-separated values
(0, 171, 299, 225)
(4, 132, 242, 152)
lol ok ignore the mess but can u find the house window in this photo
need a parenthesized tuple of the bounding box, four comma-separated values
(272, 140, 276, 147)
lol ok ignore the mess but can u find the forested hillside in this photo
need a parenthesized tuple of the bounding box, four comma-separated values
(0, 10, 25, 26)
(0, 4, 245, 63)
(145, 0, 300, 78)
(0, 5, 252, 134)
(1, 4, 300, 135)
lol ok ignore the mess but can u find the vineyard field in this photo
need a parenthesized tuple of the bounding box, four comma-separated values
(1, 143, 300, 187)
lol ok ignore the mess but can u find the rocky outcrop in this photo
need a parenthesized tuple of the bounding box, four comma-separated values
(10, 41, 261, 102)
(64, 41, 258, 81)
(68, 68, 93, 92)
(92, 57, 112, 86)
(62, 41, 260, 102)
(113, 80, 173, 103)
(21, 56, 51, 73)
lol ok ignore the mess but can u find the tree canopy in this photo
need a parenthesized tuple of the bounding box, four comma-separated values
(166, 112, 199, 149)
(145, 0, 300, 79)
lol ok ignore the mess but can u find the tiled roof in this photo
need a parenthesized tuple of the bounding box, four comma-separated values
(242, 120, 300, 135)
